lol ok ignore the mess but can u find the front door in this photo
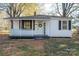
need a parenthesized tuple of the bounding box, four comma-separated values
(35, 21, 44, 35)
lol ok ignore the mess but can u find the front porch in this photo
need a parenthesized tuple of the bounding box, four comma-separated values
(10, 19, 49, 38)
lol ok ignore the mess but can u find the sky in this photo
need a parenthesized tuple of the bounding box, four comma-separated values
(43, 4, 53, 12)
(39, 3, 56, 15)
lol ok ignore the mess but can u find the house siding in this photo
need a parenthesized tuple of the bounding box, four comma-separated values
(13, 20, 19, 29)
(46, 19, 72, 37)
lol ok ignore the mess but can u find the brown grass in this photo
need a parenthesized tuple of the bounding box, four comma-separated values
(0, 33, 75, 56)
(0, 38, 47, 56)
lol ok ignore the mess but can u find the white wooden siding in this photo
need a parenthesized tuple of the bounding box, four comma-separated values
(45, 19, 72, 37)
(13, 20, 19, 29)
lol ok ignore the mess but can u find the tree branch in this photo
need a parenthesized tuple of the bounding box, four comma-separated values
(56, 3, 62, 16)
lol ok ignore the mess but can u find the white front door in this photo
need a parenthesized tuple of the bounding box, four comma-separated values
(35, 21, 44, 35)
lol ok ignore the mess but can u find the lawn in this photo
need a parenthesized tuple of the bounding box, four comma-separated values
(0, 39, 47, 56)
(0, 27, 77, 56)
(0, 37, 79, 56)
(44, 38, 79, 56)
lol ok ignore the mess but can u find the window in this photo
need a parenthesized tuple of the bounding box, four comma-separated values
(62, 21, 67, 30)
(59, 20, 71, 30)
(22, 20, 32, 29)
(21, 20, 35, 30)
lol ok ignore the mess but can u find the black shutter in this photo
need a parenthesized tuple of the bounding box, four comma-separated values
(59, 21, 61, 30)
(11, 20, 13, 29)
(69, 20, 71, 30)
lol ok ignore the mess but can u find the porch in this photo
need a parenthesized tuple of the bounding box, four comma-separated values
(10, 18, 50, 38)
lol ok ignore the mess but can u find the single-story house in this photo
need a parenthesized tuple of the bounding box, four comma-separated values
(5, 14, 72, 38)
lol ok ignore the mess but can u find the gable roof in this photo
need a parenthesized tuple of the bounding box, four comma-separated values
(4, 15, 73, 20)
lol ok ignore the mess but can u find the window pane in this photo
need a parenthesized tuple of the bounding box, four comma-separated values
(62, 21, 67, 30)
(24, 21, 30, 29)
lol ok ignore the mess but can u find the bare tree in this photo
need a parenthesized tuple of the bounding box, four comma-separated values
(6, 3, 25, 17)
(6, 3, 39, 17)
(56, 3, 79, 17)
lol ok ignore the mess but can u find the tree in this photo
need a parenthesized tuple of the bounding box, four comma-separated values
(6, 3, 25, 17)
(22, 3, 39, 16)
(56, 3, 79, 17)
(6, 3, 39, 17)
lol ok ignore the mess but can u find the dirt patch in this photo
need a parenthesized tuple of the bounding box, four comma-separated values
(0, 39, 47, 49)
(9, 39, 46, 50)
(0, 34, 9, 42)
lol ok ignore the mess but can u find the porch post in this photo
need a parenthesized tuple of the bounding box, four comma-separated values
(19, 20, 22, 29)
(44, 22, 46, 36)
(11, 20, 13, 29)
(19, 20, 20, 29)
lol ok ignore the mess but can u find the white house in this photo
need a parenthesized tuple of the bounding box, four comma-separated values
(5, 14, 72, 38)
